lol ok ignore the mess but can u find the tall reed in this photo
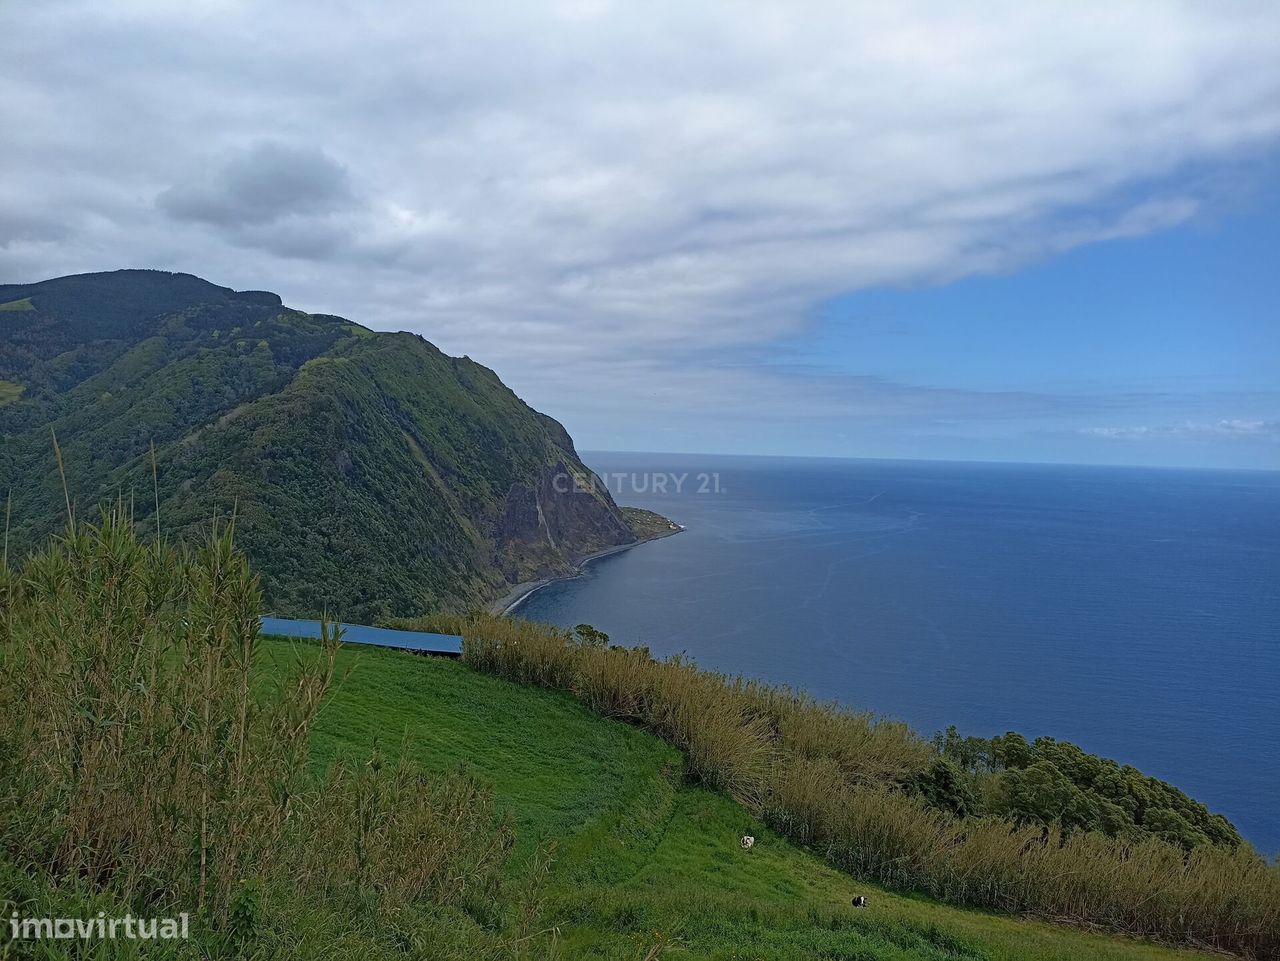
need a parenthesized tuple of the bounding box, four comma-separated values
(407, 612, 1280, 958)
(0, 512, 514, 945)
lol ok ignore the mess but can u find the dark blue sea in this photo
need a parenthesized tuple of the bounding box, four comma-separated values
(516, 453, 1280, 854)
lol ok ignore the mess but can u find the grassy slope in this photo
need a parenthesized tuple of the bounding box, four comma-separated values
(268, 638, 1219, 961)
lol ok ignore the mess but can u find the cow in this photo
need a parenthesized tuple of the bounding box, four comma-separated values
(851, 896, 868, 908)
(740, 835, 755, 850)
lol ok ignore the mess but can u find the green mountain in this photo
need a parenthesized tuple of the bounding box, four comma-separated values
(0, 269, 641, 620)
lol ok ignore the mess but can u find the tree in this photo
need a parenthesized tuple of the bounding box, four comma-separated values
(913, 757, 978, 817)
(991, 731, 1032, 769)
(573, 623, 610, 647)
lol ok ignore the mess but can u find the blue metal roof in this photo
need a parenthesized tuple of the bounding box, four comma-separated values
(259, 616, 463, 656)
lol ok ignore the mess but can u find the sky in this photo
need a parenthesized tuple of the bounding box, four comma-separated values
(2, 1, 1278, 469)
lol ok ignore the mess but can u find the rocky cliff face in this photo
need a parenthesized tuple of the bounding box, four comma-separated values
(0, 269, 642, 620)
(495, 461, 636, 582)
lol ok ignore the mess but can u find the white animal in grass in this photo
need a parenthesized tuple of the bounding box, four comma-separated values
(740, 835, 755, 850)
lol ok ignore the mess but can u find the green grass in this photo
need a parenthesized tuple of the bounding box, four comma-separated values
(0, 379, 23, 405)
(266, 637, 1220, 961)
(0, 296, 34, 311)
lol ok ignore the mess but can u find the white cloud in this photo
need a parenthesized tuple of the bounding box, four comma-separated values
(1080, 420, 1280, 441)
(1, 1, 1279, 454)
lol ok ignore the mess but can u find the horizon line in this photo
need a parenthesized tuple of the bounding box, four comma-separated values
(579, 448, 1280, 475)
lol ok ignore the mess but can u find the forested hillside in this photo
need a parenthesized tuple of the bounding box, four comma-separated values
(0, 269, 639, 620)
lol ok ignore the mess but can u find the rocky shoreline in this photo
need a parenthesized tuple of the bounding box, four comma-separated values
(488, 521, 685, 616)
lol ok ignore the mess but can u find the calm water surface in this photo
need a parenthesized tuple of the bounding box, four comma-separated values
(517, 453, 1280, 852)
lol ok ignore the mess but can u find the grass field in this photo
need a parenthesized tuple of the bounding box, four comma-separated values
(268, 636, 1221, 961)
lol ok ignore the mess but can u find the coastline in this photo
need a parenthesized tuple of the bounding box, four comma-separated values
(488, 523, 685, 616)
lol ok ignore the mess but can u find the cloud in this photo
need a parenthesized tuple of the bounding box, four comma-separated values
(157, 142, 353, 228)
(1, 1, 1278, 458)
(1079, 420, 1280, 442)
(0, 211, 67, 248)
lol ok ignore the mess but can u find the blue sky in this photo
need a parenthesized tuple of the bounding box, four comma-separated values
(3, 2, 1278, 469)
(807, 190, 1279, 397)
(754, 177, 1280, 468)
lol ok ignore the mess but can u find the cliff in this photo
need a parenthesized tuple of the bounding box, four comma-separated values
(0, 269, 643, 620)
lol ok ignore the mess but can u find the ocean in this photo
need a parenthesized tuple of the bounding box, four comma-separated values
(515, 452, 1280, 853)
